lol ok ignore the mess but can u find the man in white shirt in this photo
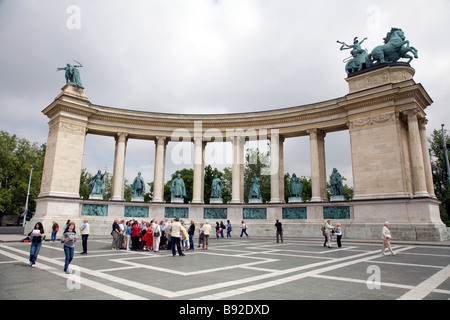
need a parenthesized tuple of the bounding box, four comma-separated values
(80, 219, 90, 254)
(202, 221, 212, 250)
(169, 217, 184, 257)
(381, 221, 394, 255)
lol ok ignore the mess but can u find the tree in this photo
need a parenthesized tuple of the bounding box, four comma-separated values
(0, 131, 45, 223)
(429, 128, 450, 226)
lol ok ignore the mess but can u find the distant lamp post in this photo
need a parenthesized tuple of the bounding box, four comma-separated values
(442, 124, 450, 184)
(22, 165, 33, 228)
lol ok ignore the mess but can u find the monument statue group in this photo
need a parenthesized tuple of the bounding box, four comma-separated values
(33, 26, 448, 241)
(337, 27, 418, 74)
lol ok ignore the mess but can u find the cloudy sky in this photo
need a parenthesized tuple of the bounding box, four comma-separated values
(1, 0, 449, 187)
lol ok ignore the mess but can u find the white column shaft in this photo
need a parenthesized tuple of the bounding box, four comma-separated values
(111, 133, 128, 201)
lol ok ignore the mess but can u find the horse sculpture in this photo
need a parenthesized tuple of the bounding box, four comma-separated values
(338, 28, 418, 75)
(370, 28, 418, 65)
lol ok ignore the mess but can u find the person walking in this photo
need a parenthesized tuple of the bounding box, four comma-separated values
(335, 223, 342, 248)
(198, 223, 204, 248)
(381, 221, 395, 255)
(275, 219, 283, 243)
(202, 221, 212, 250)
(62, 222, 77, 274)
(29, 222, 45, 267)
(169, 217, 184, 256)
(226, 220, 232, 238)
(51, 221, 59, 242)
(80, 219, 90, 254)
(240, 220, 249, 238)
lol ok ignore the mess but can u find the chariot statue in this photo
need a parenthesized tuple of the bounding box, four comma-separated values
(338, 28, 418, 75)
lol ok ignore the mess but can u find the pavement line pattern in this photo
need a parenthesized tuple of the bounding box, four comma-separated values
(397, 264, 450, 300)
(0, 240, 449, 300)
(0, 247, 147, 300)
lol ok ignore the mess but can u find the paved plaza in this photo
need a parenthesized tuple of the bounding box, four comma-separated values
(0, 237, 449, 301)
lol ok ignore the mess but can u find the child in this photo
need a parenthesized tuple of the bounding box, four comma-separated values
(62, 222, 77, 273)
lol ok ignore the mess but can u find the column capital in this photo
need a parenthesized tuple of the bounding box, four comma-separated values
(115, 132, 129, 141)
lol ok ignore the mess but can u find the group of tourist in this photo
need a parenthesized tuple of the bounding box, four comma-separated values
(321, 219, 343, 248)
(25, 217, 394, 274)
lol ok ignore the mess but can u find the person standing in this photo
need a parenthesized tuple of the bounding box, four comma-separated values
(335, 223, 342, 248)
(219, 221, 226, 238)
(29, 222, 45, 267)
(152, 221, 161, 252)
(275, 219, 283, 243)
(80, 219, 90, 254)
(215, 222, 221, 240)
(169, 217, 185, 256)
(325, 219, 333, 248)
(111, 219, 121, 250)
(188, 220, 195, 251)
(202, 221, 212, 250)
(240, 220, 249, 238)
(124, 221, 131, 250)
(198, 223, 204, 248)
(131, 221, 141, 250)
(51, 221, 59, 242)
(62, 222, 77, 274)
(381, 221, 395, 255)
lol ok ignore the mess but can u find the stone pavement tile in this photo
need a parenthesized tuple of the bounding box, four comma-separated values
(1, 239, 449, 300)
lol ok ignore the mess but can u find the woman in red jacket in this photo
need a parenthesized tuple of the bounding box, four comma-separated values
(142, 222, 153, 251)
(131, 221, 141, 250)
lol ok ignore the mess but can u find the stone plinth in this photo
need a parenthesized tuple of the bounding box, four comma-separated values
(288, 197, 303, 203)
(131, 196, 144, 202)
(346, 63, 415, 94)
(29, 198, 449, 241)
(330, 195, 346, 202)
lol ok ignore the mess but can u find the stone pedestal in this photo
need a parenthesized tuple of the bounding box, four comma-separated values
(249, 199, 263, 204)
(131, 196, 144, 202)
(171, 198, 184, 204)
(288, 197, 303, 203)
(330, 195, 346, 202)
(210, 198, 223, 204)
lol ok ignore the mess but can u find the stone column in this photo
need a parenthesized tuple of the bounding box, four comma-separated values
(308, 129, 322, 202)
(230, 135, 244, 204)
(152, 136, 167, 203)
(419, 119, 435, 197)
(192, 137, 205, 204)
(279, 136, 285, 203)
(111, 132, 128, 201)
(270, 131, 281, 203)
(317, 130, 327, 201)
(406, 110, 428, 197)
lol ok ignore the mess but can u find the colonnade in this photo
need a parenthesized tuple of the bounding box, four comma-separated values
(102, 107, 434, 205)
(33, 64, 450, 241)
